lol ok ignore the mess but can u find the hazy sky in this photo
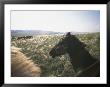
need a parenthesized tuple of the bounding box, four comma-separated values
(11, 11, 100, 32)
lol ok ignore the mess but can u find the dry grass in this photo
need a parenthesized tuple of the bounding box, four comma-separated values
(11, 33, 100, 77)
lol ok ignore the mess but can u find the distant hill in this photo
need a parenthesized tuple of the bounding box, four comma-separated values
(11, 30, 99, 37)
(11, 30, 64, 36)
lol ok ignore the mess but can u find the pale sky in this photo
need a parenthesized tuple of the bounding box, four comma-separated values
(11, 11, 100, 32)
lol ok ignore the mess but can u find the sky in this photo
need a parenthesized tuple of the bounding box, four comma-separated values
(11, 11, 100, 32)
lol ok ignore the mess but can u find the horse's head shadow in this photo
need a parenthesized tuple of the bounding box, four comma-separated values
(49, 32, 99, 76)
(49, 32, 86, 58)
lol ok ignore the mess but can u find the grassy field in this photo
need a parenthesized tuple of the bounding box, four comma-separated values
(11, 33, 100, 77)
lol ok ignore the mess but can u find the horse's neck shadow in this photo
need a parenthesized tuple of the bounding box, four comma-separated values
(65, 35, 97, 72)
(75, 60, 100, 77)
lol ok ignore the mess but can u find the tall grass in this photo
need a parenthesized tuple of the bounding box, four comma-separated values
(11, 33, 100, 77)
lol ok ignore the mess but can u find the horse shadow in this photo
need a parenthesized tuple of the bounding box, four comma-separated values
(49, 32, 100, 77)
